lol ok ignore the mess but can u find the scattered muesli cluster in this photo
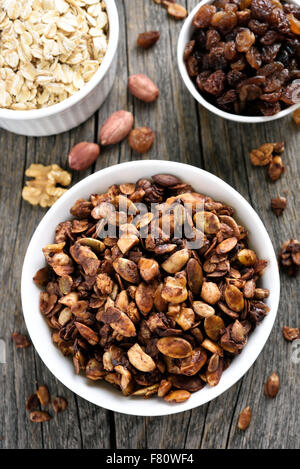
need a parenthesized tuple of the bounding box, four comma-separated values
(184, 0, 300, 117)
(25, 384, 67, 422)
(11, 332, 31, 348)
(33, 173, 272, 403)
(0, 0, 108, 110)
(249, 141, 285, 181)
(279, 239, 300, 276)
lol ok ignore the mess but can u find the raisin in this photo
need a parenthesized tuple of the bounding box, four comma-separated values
(203, 70, 226, 95)
(183, 40, 195, 61)
(281, 83, 299, 105)
(238, 76, 266, 87)
(260, 91, 282, 102)
(231, 56, 246, 71)
(211, 11, 238, 35)
(193, 4, 217, 28)
(225, 3, 238, 13)
(261, 43, 281, 63)
(270, 8, 290, 34)
(227, 69, 246, 87)
(264, 69, 288, 92)
(128, 127, 154, 154)
(248, 19, 268, 35)
(246, 46, 262, 69)
(196, 71, 211, 91)
(260, 30, 279, 46)
(224, 41, 237, 60)
(258, 101, 281, 115)
(137, 31, 160, 49)
(206, 29, 221, 50)
(208, 43, 227, 69)
(217, 89, 237, 109)
(186, 56, 199, 77)
(239, 84, 262, 101)
(257, 62, 284, 76)
(235, 28, 255, 52)
(237, 9, 251, 26)
(251, 0, 273, 22)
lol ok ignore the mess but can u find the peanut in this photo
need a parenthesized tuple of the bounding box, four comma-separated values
(128, 74, 159, 102)
(99, 110, 134, 145)
(68, 142, 100, 171)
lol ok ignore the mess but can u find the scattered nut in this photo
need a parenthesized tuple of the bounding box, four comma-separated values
(68, 142, 100, 171)
(128, 74, 159, 102)
(22, 164, 71, 208)
(99, 110, 134, 145)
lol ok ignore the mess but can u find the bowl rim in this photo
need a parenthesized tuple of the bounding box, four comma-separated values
(21, 160, 280, 416)
(0, 0, 119, 121)
(177, 0, 300, 124)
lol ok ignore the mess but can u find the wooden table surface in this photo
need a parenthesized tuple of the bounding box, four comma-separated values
(0, 0, 299, 450)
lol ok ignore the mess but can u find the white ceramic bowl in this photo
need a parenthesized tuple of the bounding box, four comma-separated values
(177, 0, 300, 123)
(21, 160, 280, 416)
(0, 0, 119, 137)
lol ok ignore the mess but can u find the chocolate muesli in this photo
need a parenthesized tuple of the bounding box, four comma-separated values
(34, 174, 270, 403)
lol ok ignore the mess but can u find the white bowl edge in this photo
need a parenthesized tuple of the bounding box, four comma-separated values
(21, 160, 280, 416)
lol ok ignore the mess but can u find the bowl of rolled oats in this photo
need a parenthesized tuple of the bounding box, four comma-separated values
(177, 0, 300, 123)
(21, 160, 280, 416)
(0, 0, 119, 136)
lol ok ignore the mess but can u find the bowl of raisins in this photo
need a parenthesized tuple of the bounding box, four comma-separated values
(178, 0, 300, 123)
